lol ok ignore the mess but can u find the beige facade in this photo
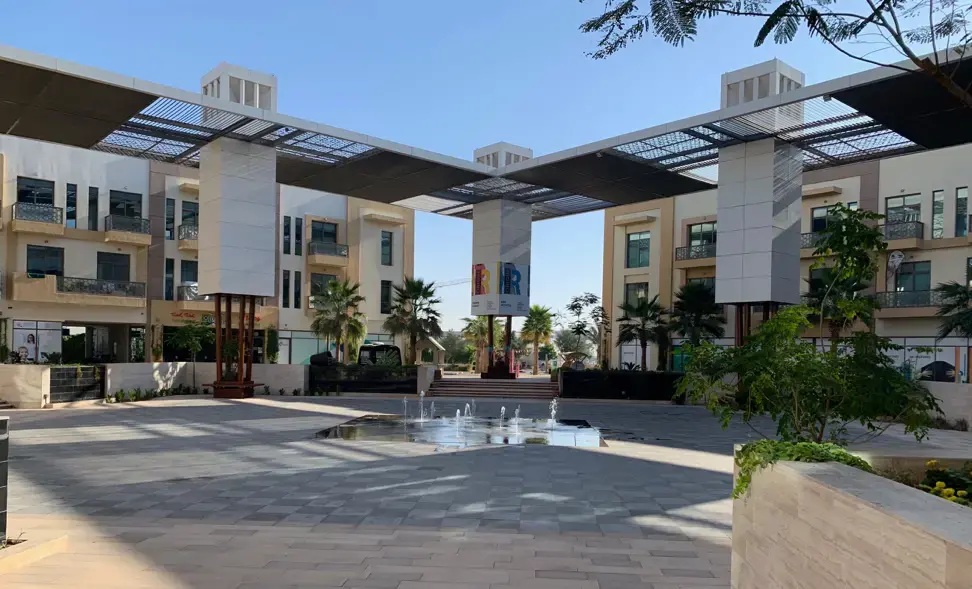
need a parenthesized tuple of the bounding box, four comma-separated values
(603, 143, 972, 375)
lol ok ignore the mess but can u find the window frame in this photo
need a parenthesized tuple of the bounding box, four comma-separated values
(17, 177, 54, 206)
(932, 189, 945, 239)
(294, 217, 303, 256)
(294, 271, 302, 309)
(381, 230, 393, 266)
(282, 270, 291, 308)
(181, 200, 198, 226)
(687, 222, 717, 246)
(88, 187, 99, 230)
(625, 231, 651, 269)
(165, 198, 175, 240)
(957, 187, 969, 238)
(283, 216, 291, 255)
(895, 261, 931, 292)
(311, 220, 338, 243)
(164, 258, 174, 301)
(26, 245, 64, 277)
(380, 280, 393, 314)
(65, 183, 77, 228)
(108, 190, 142, 218)
(97, 252, 131, 282)
(180, 260, 198, 284)
(885, 194, 921, 223)
(623, 282, 649, 307)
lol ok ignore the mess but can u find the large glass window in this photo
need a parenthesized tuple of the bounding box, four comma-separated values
(811, 206, 832, 233)
(957, 188, 968, 237)
(294, 217, 302, 256)
(97, 252, 130, 282)
(380, 280, 392, 314)
(17, 177, 54, 205)
(65, 184, 77, 228)
(26, 245, 63, 277)
(294, 271, 302, 309)
(688, 222, 716, 246)
(896, 261, 931, 292)
(967, 258, 972, 287)
(624, 283, 648, 307)
(165, 198, 175, 240)
(381, 231, 393, 266)
(88, 187, 99, 230)
(164, 258, 174, 301)
(180, 260, 198, 284)
(311, 220, 337, 243)
(282, 270, 291, 308)
(311, 273, 336, 295)
(626, 232, 650, 268)
(109, 190, 142, 218)
(283, 216, 291, 255)
(932, 190, 945, 238)
(181, 201, 198, 226)
(886, 194, 921, 223)
(686, 277, 715, 290)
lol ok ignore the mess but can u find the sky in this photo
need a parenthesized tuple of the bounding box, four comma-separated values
(0, 0, 891, 330)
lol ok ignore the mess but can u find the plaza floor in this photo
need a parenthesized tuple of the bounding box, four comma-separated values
(1, 396, 968, 588)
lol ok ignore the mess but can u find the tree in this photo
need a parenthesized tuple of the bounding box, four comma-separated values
(563, 293, 611, 365)
(310, 278, 366, 364)
(539, 343, 557, 361)
(382, 277, 443, 364)
(670, 282, 726, 345)
(461, 316, 503, 369)
(579, 0, 972, 109)
(166, 320, 215, 388)
(616, 294, 667, 371)
(934, 281, 972, 339)
(555, 329, 593, 366)
(439, 330, 474, 363)
(522, 305, 554, 375)
(803, 272, 874, 348)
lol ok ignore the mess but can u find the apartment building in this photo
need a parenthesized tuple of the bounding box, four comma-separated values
(0, 62, 413, 365)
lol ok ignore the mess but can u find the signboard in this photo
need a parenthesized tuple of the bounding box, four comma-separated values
(12, 320, 62, 363)
(471, 262, 530, 316)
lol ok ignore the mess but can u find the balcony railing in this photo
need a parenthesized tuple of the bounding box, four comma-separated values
(178, 223, 198, 240)
(13, 202, 62, 224)
(801, 232, 824, 249)
(56, 276, 145, 298)
(674, 243, 716, 261)
(308, 241, 349, 257)
(875, 290, 942, 308)
(177, 283, 212, 301)
(881, 221, 924, 241)
(105, 214, 151, 234)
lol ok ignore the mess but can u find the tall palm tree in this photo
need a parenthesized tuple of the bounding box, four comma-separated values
(460, 316, 502, 370)
(310, 278, 366, 363)
(669, 282, 726, 346)
(521, 305, 554, 375)
(382, 277, 443, 364)
(934, 281, 972, 339)
(616, 295, 666, 371)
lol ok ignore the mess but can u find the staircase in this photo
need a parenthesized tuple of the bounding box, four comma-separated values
(428, 378, 559, 399)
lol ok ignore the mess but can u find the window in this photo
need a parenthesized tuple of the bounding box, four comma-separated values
(957, 188, 968, 237)
(808, 267, 833, 291)
(97, 252, 130, 282)
(180, 260, 198, 284)
(932, 190, 945, 238)
(311, 220, 337, 243)
(311, 273, 336, 295)
(886, 194, 921, 223)
(811, 206, 832, 233)
(626, 232, 650, 268)
(294, 217, 303, 256)
(688, 222, 717, 246)
(65, 184, 77, 228)
(282, 270, 290, 308)
(624, 283, 648, 307)
(294, 271, 302, 309)
(848, 202, 859, 211)
(687, 277, 715, 290)
(896, 261, 931, 292)
(26, 245, 63, 277)
(17, 177, 54, 205)
(380, 280, 393, 314)
(164, 258, 174, 301)
(109, 190, 142, 218)
(967, 258, 972, 287)
(381, 231, 393, 265)
(283, 216, 291, 255)
(165, 198, 175, 240)
(88, 187, 99, 230)
(181, 200, 198, 226)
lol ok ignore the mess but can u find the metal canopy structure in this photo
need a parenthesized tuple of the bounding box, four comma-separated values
(1, 44, 972, 221)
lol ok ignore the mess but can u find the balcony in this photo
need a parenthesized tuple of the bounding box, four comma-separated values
(104, 215, 152, 246)
(308, 241, 349, 268)
(881, 221, 924, 248)
(12, 272, 145, 307)
(10, 202, 64, 236)
(177, 282, 214, 311)
(801, 232, 824, 249)
(673, 243, 715, 268)
(178, 224, 199, 251)
(875, 290, 942, 318)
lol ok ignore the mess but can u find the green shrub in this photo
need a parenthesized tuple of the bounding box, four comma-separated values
(734, 440, 873, 498)
(263, 385, 270, 395)
(278, 388, 285, 396)
(919, 460, 972, 507)
(292, 388, 301, 396)
(114, 390, 124, 403)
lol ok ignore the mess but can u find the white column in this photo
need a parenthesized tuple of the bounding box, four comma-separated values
(715, 138, 802, 305)
(198, 138, 277, 296)
(470, 200, 532, 316)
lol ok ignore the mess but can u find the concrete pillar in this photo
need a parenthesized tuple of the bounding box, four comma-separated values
(470, 200, 531, 316)
(715, 139, 802, 305)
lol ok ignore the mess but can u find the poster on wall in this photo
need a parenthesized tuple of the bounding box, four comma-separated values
(12, 320, 62, 363)
(471, 262, 530, 316)
(470, 263, 496, 315)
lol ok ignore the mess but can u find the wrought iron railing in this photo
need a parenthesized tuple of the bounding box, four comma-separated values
(875, 290, 941, 308)
(308, 241, 349, 257)
(801, 232, 824, 249)
(881, 221, 924, 241)
(105, 215, 151, 234)
(56, 276, 145, 298)
(13, 202, 62, 224)
(674, 243, 716, 261)
(177, 283, 212, 301)
(178, 223, 198, 240)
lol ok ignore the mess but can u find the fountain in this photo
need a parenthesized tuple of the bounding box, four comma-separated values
(471, 399, 477, 417)
(549, 398, 558, 424)
(500, 406, 506, 423)
(429, 401, 435, 420)
(403, 397, 408, 422)
(456, 409, 461, 420)
(418, 390, 425, 422)
(514, 405, 521, 423)
(464, 403, 471, 418)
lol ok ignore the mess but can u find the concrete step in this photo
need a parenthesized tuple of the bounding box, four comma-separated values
(428, 383, 559, 398)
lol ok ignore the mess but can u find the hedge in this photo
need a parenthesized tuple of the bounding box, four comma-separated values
(560, 370, 685, 402)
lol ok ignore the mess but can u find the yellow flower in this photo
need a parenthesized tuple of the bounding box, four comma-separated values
(936, 481, 947, 489)
(944, 488, 956, 497)
(926, 460, 939, 469)
(948, 496, 959, 502)
(959, 491, 969, 498)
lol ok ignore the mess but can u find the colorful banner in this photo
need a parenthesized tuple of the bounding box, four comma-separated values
(471, 262, 530, 316)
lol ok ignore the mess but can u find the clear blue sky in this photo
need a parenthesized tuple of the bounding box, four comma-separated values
(1, 0, 879, 330)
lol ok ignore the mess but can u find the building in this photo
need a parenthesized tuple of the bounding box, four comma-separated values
(603, 59, 972, 378)
(0, 61, 414, 365)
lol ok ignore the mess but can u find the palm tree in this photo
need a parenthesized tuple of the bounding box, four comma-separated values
(521, 305, 554, 375)
(382, 277, 443, 364)
(461, 316, 502, 370)
(616, 295, 666, 371)
(165, 319, 215, 389)
(669, 282, 726, 346)
(935, 281, 972, 340)
(310, 278, 366, 363)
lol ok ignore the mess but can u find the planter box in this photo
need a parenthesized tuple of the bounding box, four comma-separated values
(732, 457, 972, 588)
(49, 366, 105, 403)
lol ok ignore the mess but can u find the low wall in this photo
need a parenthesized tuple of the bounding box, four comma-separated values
(560, 370, 685, 402)
(732, 459, 972, 588)
(104, 362, 190, 395)
(925, 381, 972, 425)
(0, 365, 49, 408)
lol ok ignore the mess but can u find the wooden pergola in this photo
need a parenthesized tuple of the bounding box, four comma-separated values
(210, 293, 259, 398)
